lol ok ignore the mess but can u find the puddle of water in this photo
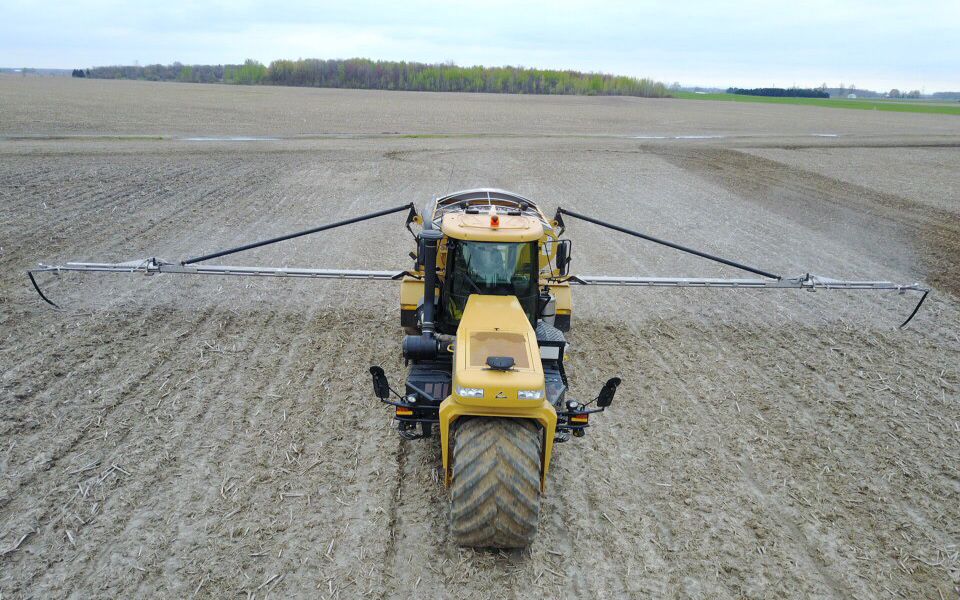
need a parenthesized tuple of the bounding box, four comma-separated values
(182, 136, 280, 142)
(633, 134, 726, 140)
(631, 133, 841, 141)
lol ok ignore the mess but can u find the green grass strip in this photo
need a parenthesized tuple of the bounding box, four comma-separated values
(672, 92, 960, 115)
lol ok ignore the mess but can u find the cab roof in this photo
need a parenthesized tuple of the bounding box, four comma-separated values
(441, 212, 544, 242)
(429, 188, 554, 242)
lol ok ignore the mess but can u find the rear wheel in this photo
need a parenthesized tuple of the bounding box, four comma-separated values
(449, 417, 542, 548)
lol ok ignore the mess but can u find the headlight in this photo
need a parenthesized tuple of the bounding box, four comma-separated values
(457, 387, 484, 398)
(518, 389, 544, 400)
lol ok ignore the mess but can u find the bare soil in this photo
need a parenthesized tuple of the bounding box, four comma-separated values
(1, 76, 958, 599)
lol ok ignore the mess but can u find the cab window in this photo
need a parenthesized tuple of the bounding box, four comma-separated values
(439, 240, 538, 332)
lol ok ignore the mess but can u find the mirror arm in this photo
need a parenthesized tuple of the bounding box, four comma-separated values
(378, 394, 413, 408)
(580, 395, 600, 408)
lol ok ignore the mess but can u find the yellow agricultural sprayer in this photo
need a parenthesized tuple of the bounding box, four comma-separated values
(29, 188, 929, 548)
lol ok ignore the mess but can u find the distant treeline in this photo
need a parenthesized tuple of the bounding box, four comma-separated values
(85, 63, 235, 83)
(931, 91, 960, 101)
(83, 59, 670, 97)
(727, 87, 829, 98)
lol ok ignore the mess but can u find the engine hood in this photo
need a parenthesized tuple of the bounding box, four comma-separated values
(452, 295, 545, 407)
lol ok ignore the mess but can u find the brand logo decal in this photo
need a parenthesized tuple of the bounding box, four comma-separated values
(496, 391, 507, 399)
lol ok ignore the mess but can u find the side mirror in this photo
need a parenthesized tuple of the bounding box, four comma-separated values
(555, 240, 571, 276)
(370, 366, 391, 400)
(596, 377, 621, 408)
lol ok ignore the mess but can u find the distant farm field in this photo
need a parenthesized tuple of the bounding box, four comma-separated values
(674, 91, 960, 115)
(1, 76, 959, 599)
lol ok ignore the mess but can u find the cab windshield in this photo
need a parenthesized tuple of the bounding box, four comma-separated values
(440, 240, 539, 332)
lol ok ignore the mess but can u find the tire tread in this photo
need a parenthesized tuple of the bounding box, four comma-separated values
(450, 418, 541, 548)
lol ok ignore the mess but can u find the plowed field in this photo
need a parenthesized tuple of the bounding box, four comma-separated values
(1, 75, 958, 598)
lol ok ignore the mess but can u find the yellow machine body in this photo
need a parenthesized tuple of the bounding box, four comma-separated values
(400, 192, 574, 493)
(438, 295, 557, 490)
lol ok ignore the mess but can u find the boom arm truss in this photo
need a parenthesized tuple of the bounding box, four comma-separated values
(568, 274, 929, 328)
(28, 202, 419, 308)
(554, 207, 930, 328)
(25, 197, 931, 328)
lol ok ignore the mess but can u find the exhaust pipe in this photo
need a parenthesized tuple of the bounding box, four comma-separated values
(419, 229, 443, 335)
(403, 229, 444, 361)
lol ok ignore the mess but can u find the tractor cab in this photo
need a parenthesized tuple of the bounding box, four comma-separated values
(436, 208, 544, 334)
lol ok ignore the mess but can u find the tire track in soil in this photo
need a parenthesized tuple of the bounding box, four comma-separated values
(597, 323, 673, 597)
(541, 452, 592, 599)
(734, 457, 852, 599)
(536, 321, 654, 598)
(598, 322, 716, 596)
(638, 324, 806, 597)
(379, 435, 407, 599)
(378, 431, 452, 598)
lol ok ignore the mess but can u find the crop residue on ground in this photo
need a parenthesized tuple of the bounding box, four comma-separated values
(1, 76, 958, 599)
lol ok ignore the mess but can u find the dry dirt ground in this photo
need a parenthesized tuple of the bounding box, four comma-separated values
(1, 75, 958, 599)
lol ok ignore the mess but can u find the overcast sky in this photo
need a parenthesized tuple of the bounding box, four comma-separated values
(2, 0, 958, 91)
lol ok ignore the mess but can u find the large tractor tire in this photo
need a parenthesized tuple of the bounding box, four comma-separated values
(450, 417, 542, 548)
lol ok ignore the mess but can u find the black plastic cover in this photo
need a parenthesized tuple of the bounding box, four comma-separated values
(485, 356, 515, 371)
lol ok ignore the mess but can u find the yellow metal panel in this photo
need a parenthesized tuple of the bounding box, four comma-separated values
(453, 295, 543, 405)
(399, 275, 423, 310)
(441, 213, 544, 242)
